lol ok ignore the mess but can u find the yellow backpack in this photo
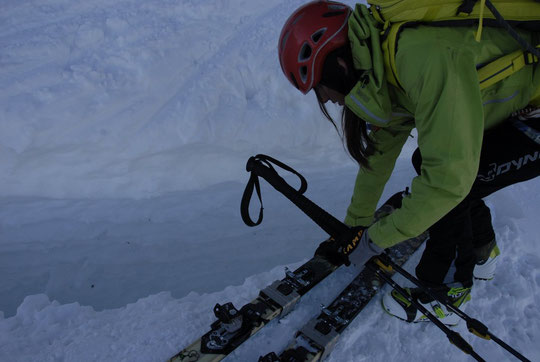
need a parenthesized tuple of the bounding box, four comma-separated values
(367, 0, 540, 104)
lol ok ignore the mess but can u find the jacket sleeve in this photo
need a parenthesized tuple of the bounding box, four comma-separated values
(368, 45, 485, 249)
(344, 126, 411, 227)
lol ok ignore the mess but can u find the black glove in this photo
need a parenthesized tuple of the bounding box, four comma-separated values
(316, 189, 409, 267)
(315, 226, 381, 267)
(314, 237, 351, 266)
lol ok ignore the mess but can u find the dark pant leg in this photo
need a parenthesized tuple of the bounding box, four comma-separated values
(413, 119, 540, 286)
(415, 198, 475, 286)
(469, 199, 495, 249)
(412, 147, 472, 285)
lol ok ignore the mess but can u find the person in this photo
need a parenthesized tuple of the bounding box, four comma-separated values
(278, 0, 540, 325)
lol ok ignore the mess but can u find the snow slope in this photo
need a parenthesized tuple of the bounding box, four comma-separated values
(0, 0, 539, 361)
(0, 0, 346, 199)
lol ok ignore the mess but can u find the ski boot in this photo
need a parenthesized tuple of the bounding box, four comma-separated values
(473, 239, 500, 281)
(381, 282, 472, 326)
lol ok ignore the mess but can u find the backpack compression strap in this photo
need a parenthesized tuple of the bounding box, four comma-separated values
(478, 45, 540, 90)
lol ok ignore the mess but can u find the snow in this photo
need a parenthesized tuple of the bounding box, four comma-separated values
(0, 1, 538, 361)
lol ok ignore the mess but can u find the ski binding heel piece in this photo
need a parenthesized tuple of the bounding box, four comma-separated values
(299, 318, 340, 361)
(261, 280, 301, 316)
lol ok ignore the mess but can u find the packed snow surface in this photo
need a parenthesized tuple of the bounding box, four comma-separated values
(1, 0, 539, 361)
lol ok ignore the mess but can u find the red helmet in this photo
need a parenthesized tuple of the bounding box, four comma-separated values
(278, 1, 351, 94)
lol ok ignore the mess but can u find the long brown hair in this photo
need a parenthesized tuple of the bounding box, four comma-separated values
(315, 46, 375, 168)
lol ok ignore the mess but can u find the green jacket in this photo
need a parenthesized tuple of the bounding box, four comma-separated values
(343, 4, 540, 249)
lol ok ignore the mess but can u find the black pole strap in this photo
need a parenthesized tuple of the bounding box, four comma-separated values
(241, 154, 349, 240)
(241, 154, 307, 227)
(241, 171, 264, 226)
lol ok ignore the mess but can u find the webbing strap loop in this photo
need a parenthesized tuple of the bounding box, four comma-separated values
(241, 172, 264, 227)
(524, 49, 540, 65)
(241, 154, 307, 227)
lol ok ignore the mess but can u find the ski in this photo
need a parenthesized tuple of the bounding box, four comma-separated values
(168, 255, 339, 362)
(168, 155, 420, 362)
(259, 231, 427, 362)
(168, 155, 350, 362)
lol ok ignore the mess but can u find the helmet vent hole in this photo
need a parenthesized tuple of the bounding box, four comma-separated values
(298, 43, 312, 62)
(311, 28, 326, 43)
(328, 4, 347, 10)
(299, 66, 308, 83)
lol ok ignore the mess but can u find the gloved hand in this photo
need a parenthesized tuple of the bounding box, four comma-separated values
(316, 189, 407, 267)
(347, 229, 383, 268)
(315, 226, 383, 268)
(314, 237, 351, 266)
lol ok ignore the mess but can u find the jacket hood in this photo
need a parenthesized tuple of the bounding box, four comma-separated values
(345, 4, 394, 127)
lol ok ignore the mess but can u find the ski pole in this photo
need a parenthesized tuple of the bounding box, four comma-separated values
(375, 255, 531, 362)
(365, 260, 486, 362)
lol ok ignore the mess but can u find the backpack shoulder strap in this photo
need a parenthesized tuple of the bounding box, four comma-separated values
(381, 21, 540, 92)
(381, 22, 408, 90)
